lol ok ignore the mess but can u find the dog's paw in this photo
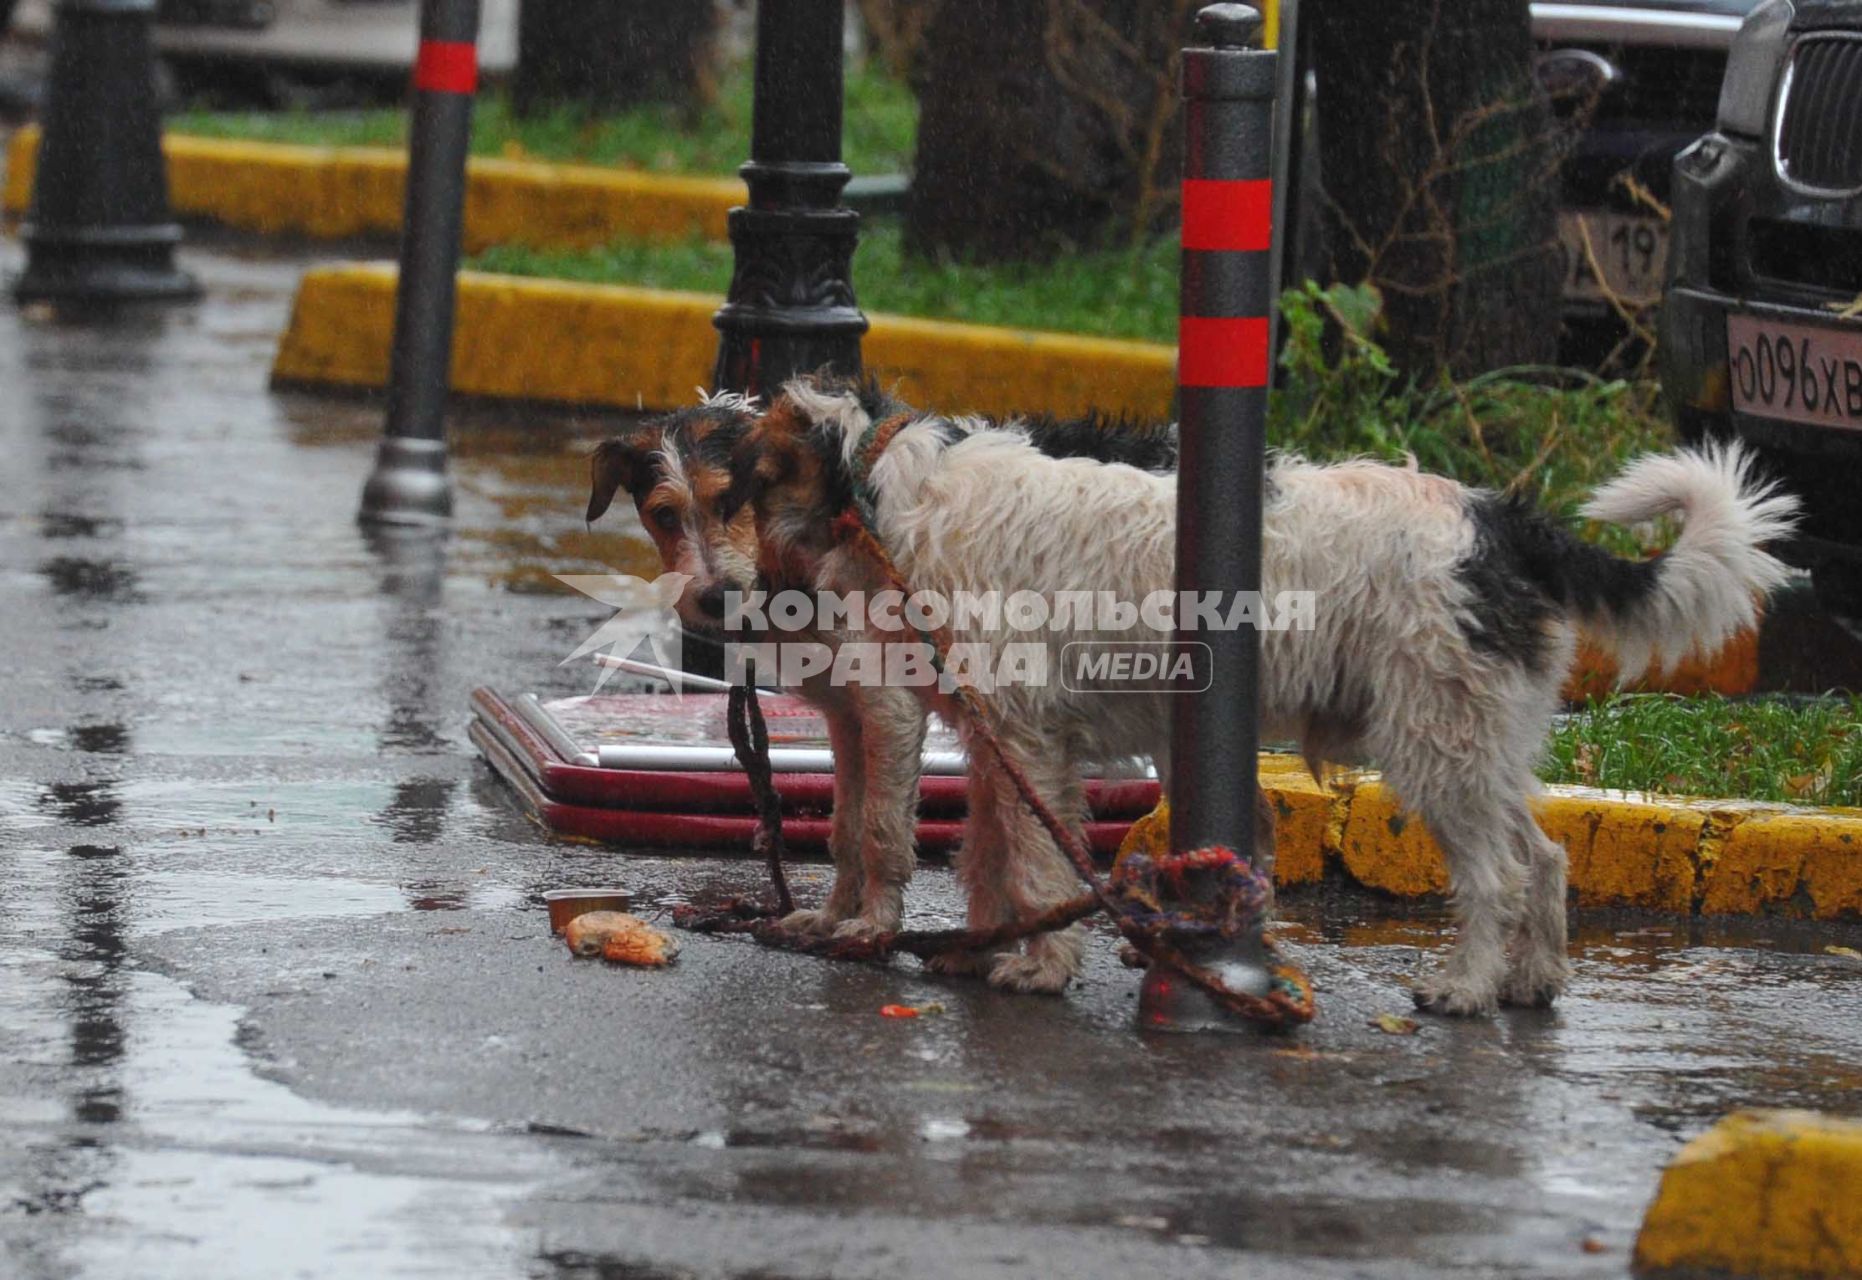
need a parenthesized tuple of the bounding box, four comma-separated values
(778, 908, 841, 937)
(987, 951, 1074, 995)
(1499, 959, 1569, 1009)
(1411, 974, 1500, 1018)
(831, 914, 895, 943)
(924, 948, 996, 979)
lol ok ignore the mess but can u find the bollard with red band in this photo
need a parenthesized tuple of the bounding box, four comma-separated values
(359, 0, 482, 528)
(1139, 3, 1282, 1034)
(413, 39, 479, 95)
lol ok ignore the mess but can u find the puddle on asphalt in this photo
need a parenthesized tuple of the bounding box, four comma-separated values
(1283, 895, 1862, 960)
(0, 845, 531, 942)
(127, 719, 386, 758)
(22, 726, 131, 752)
(278, 398, 662, 591)
(125, 870, 409, 935)
(1, 775, 477, 844)
(2, 850, 394, 939)
(0, 950, 561, 1279)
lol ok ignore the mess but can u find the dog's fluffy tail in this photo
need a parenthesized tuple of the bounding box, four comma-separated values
(1564, 442, 1798, 679)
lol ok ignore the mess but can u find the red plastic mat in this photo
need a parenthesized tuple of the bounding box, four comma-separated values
(470, 687, 1158, 855)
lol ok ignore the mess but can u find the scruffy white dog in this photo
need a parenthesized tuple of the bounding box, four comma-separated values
(733, 376, 1798, 1014)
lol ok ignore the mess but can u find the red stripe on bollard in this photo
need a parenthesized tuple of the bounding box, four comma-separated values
(1181, 179, 1273, 252)
(414, 40, 478, 95)
(1178, 315, 1270, 388)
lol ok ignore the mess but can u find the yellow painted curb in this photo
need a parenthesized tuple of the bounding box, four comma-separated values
(1096, 757, 1862, 920)
(1704, 811, 1862, 921)
(1635, 1110, 1862, 1278)
(1259, 756, 1329, 887)
(272, 263, 1179, 421)
(5, 127, 742, 251)
(1336, 781, 1451, 898)
(1239, 757, 1862, 919)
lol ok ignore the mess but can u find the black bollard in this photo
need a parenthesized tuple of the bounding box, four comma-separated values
(13, 0, 199, 305)
(1138, 3, 1281, 1034)
(711, 0, 867, 400)
(359, 0, 481, 528)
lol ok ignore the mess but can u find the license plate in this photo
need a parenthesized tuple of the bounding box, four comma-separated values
(1558, 211, 1668, 307)
(1727, 314, 1862, 430)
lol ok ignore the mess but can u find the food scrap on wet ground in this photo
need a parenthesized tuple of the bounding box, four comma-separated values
(564, 911, 680, 967)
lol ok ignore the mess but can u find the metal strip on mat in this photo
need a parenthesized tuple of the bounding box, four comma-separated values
(513, 692, 600, 765)
(489, 687, 1153, 785)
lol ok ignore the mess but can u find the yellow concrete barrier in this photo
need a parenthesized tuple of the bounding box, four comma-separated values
(1636, 1110, 1862, 1278)
(1090, 757, 1862, 920)
(5, 127, 741, 251)
(271, 263, 1180, 422)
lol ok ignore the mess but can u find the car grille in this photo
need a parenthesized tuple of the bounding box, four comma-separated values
(1777, 35, 1862, 192)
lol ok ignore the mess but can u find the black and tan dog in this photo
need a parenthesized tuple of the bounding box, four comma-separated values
(586, 388, 1179, 945)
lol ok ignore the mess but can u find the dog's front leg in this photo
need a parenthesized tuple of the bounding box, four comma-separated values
(979, 728, 1088, 995)
(782, 687, 866, 936)
(833, 682, 926, 940)
(924, 744, 1013, 978)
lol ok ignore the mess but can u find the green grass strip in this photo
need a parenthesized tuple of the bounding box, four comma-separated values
(472, 225, 1181, 344)
(169, 60, 918, 178)
(468, 246, 1670, 534)
(1544, 693, 1862, 806)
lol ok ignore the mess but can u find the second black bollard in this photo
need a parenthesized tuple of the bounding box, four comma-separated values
(359, 0, 481, 528)
(1138, 3, 1282, 1034)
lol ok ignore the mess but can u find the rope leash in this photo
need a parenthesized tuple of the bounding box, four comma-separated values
(675, 411, 1315, 1030)
(725, 681, 793, 917)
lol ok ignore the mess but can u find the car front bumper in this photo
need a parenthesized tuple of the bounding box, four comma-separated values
(1660, 129, 1862, 570)
(1666, 278, 1862, 570)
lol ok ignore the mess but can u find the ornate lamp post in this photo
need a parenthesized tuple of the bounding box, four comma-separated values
(712, 0, 868, 399)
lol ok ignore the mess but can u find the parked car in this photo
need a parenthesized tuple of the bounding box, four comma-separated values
(1533, 1, 1762, 354)
(11, 0, 518, 78)
(1660, 0, 1862, 615)
(1281, 2, 1760, 362)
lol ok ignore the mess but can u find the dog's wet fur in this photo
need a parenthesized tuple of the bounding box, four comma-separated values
(719, 374, 1798, 1011)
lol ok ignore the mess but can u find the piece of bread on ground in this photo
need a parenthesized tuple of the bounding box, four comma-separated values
(563, 911, 680, 967)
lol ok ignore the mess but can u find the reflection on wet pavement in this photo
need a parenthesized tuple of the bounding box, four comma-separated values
(0, 243, 621, 1278)
(0, 240, 1858, 1280)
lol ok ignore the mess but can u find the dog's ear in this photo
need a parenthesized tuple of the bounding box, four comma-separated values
(726, 401, 810, 519)
(586, 435, 652, 524)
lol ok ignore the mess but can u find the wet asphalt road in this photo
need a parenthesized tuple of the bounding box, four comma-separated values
(3, 241, 1862, 1280)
